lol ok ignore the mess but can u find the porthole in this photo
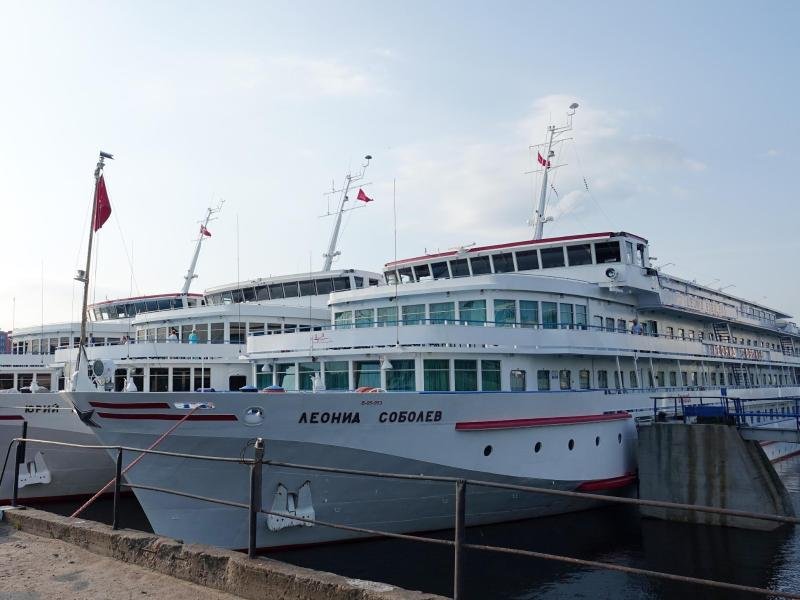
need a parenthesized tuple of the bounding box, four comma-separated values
(618, 433, 622, 444)
(534, 442, 542, 453)
(568, 439, 575, 451)
(483, 445, 493, 456)
(595, 436, 600, 446)
(243, 406, 264, 426)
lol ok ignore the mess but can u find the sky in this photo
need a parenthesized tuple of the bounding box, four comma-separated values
(1, 1, 798, 329)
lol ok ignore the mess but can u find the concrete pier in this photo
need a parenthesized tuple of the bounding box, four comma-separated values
(637, 423, 795, 531)
(1, 507, 444, 600)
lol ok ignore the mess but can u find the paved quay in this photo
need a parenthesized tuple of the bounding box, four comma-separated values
(0, 508, 443, 600)
(0, 521, 239, 600)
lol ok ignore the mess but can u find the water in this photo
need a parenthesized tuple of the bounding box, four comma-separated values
(41, 456, 800, 599)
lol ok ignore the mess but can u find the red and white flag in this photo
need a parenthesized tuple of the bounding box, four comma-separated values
(537, 152, 551, 168)
(93, 175, 112, 231)
(200, 224, 212, 237)
(356, 188, 373, 203)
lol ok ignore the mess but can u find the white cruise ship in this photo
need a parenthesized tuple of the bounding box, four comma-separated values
(63, 109, 800, 551)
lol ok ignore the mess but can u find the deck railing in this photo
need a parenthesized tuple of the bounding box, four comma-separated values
(2, 431, 800, 599)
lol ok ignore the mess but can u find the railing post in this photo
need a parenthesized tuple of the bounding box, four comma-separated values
(11, 421, 28, 508)
(453, 479, 466, 600)
(112, 447, 123, 530)
(248, 438, 265, 559)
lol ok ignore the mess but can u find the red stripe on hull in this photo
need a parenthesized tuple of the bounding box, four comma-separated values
(455, 412, 631, 431)
(96, 412, 237, 421)
(90, 401, 171, 409)
(0, 415, 25, 421)
(576, 472, 638, 492)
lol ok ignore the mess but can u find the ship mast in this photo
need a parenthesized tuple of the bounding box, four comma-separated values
(181, 201, 223, 306)
(321, 155, 372, 271)
(531, 103, 579, 240)
(73, 151, 113, 390)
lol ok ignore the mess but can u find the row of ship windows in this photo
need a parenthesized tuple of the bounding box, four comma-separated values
(133, 321, 322, 344)
(256, 359, 797, 392)
(334, 299, 588, 329)
(385, 240, 642, 284)
(204, 275, 381, 306)
(482, 433, 624, 457)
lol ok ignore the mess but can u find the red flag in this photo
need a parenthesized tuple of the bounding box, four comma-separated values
(200, 224, 212, 237)
(537, 152, 551, 168)
(93, 175, 112, 231)
(356, 188, 373, 203)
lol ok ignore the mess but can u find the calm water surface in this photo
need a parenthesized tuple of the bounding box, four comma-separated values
(44, 455, 800, 599)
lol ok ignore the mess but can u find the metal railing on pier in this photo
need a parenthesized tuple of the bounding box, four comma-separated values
(2, 433, 800, 599)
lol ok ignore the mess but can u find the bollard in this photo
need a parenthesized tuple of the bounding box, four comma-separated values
(453, 479, 466, 600)
(11, 421, 28, 508)
(112, 447, 123, 530)
(248, 438, 265, 558)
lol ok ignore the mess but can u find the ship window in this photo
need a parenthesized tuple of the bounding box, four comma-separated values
(424, 359, 450, 391)
(575, 305, 588, 330)
(156, 327, 167, 342)
(149, 368, 169, 392)
(454, 360, 478, 391)
(386, 360, 416, 391)
(334, 311, 353, 329)
(542, 302, 558, 329)
(172, 368, 191, 392)
(681, 372, 688, 386)
(481, 360, 501, 391)
(355, 308, 374, 328)
(540, 247, 565, 268)
(458, 300, 486, 325)
(283, 281, 300, 298)
(629, 370, 638, 388)
(537, 370, 550, 391)
(242, 286, 256, 301)
(298, 362, 320, 391)
(430, 302, 455, 324)
(560, 369, 571, 390)
(0, 374, 14, 390)
(470, 256, 491, 275)
(579, 370, 591, 389)
(605, 317, 615, 332)
(669, 372, 677, 387)
(275, 363, 297, 389)
(299, 280, 317, 296)
(255, 285, 270, 301)
(617, 319, 627, 333)
(515, 250, 539, 271)
(494, 299, 516, 327)
(402, 304, 425, 325)
(397, 267, 414, 283)
(414, 264, 432, 281)
(268, 283, 285, 299)
(210, 322, 225, 344)
(332, 276, 352, 291)
(625, 241, 634, 264)
(385, 271, 399, 285)
(560, 304, 574, 329)
(431, 261, 450, 280)
(450, 258, 469, 278)
(230, 322, 246, 344)
(377, 306, 398, 326)
(636, 244, 646, 267)
(594, 242, 620, 264)
(324, 361, 349, 390)
(520, 300, 539, 328)
(316, 278, 333, 295)
(492, 253, 515, 273)
(511, 369, 526, 391)
(597, 370, 608, 389)
(369, 278, 380, 286)
(677, 328, 685, 339)
(567, 244, 592, 266)
(249, 323, 264, 337)
(354, 276, 364, 288)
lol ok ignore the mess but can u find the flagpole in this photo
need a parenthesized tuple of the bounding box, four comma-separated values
(75, 152, 112, 382)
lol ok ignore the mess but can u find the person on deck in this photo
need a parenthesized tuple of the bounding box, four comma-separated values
(168, 328, 179, 342)
(188, 328, 199, 344)
(631, 318, 644, 335)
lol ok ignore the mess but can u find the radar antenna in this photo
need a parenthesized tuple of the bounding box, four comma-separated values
(181, 200, 224, 305)
(321, 155, 372, 271)
(530, 102, 579, 240)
